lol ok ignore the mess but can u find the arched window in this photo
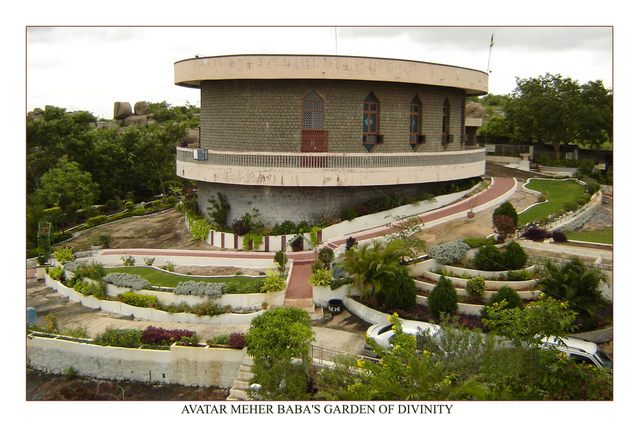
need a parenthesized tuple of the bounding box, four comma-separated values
(442, 98, 452, 144)
(363, 92, 382, 152)
(301, 90, 327, 154)
(303, 90, 324, 130)
(409, 95, 425, 151)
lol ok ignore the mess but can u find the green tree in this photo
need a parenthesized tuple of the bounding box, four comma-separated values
(39, 155, 100, 220)
(427, 275, 458, 321)
(482, 294, 577, 347)
(245, 307, 315, 400)
(504, 73, 612, 160)
(537, 258, 609, 330)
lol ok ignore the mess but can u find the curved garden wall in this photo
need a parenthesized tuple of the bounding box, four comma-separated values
(44, 273, 280, 325)
(27, 334, 245, 388)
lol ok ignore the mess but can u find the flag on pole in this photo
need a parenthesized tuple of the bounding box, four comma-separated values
(490, 34, 494, 47)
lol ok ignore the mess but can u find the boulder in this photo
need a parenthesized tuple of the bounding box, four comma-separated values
(134, 101, 149, 116)
(113, 102, 132, 119)
(124, 115, 148, 127)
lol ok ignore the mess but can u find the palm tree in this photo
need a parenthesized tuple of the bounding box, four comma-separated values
(339, 239, 412, 302)
(537, 258, 609, 330)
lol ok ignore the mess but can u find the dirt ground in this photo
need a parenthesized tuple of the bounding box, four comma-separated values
(29, 161, 613, 400)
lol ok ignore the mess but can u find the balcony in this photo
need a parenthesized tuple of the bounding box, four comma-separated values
(176, 147, 486, 187)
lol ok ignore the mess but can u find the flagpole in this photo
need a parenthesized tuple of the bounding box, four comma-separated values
(487, 34, 494, 74)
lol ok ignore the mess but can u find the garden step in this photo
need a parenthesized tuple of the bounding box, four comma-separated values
(228, 388, 248, 400)
(237, 370, 254, 381)
(234, 379, 250, 389)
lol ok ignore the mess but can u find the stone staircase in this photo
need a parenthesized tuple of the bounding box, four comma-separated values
(227, 355, 254, 400)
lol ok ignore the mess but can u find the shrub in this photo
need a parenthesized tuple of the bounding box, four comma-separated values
(472, 245, 505, 271)
(463, 236, 498, 248)
(427, 275, 458, 321)
(309, 268, 332, 287)
(94, 328, 142, 348)
(120, 292, 157, 308)
(503, 240, 528, 270)
(492, 201, 518, 228)
(166, 195, 176, 204)
(340, 207, 358, 221)
(120, 255, 135, 266)
(427, 239, 470, 265)
(47, 266, 65, 281)
(260, 266, 287, 292)
(318, 247, 335, 269)
(124, 201, 135, 211)
(103, 273, 150, 290)
(522, 226, 550, 242)
(188, 216, 213, 241)
(86, 215, 109, 228)
(207, 334, 230, 346)
(330, 276, 353, 290)
(190, 299, 224, 317)
(585, 182, 601, 195)
(73, 279, 106, 299)
(345, 236, 357, 251)
(53, 247, 75, 263)
(493, 214, 515, 242)
(162, 261, 175, 272)
(482, 286, 523, 318)
(273, 251, 287, 270)
(384, 269, 417, 311)
(271, 220, 298, 236)
(144, 257, 155, 266)
(551, 230, 568, 243)
(224, 279, 264, 294)
(96, 234, 112, 248)
(227, 332, 246, 349)
(141, 325, 195, 346)
(232, 218, 250, 236)
(465, 276, 486, 298)
(174, 281, 225, 298)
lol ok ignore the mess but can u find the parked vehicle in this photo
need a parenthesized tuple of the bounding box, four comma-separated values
(364, 319, 441, 358)
(540, 336, 612, 370)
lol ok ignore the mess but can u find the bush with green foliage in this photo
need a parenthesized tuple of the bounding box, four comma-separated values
(72, 279, 107, 299)
(472, 245, 505, 271)
(86, 215, 109, 228)
(120, 254, 135, 266)
(492, 201, 518, 228)
(465, 276, 486, 298)
(503, 240, 528, 270)
(260, 265, 287, 292)
(482, 286, 523, 318)
(309, 268, 332, 287)
(427, 275, 458, 321)
(427, 239, 470, 265)
(340, 207, 358, 221)
(120, 292, 157, 308)
(53, 246, 75, 263)
(94, 327, 142, 348)
(318, 247, 335, 269)
(384, 268, 417, 311)
(47, 266, 65, 281)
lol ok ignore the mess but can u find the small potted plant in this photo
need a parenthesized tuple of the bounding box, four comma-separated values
(261, 301, 268, 310)
(224, 304, 232, 313)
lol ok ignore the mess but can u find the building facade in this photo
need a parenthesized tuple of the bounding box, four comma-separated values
(175, 55, 489, 227)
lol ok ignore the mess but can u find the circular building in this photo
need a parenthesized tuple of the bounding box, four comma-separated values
(174, 54, 488, 227)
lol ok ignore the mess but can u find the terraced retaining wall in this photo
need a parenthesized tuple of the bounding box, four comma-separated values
(27, 334, 245, 388)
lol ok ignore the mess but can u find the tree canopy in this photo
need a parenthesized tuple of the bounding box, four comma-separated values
(503, 73, 612, 158)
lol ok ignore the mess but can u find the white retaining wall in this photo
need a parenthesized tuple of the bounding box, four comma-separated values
(27, 335, 245, 388)
(44, 274, 274, 325)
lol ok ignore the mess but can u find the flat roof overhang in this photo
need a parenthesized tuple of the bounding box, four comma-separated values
(174, 54, 489, 96)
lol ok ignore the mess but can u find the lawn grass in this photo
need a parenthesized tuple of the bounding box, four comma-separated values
(518, 179, 586, 225)
(566, 228, 613, 245)
(106, 266, 263, 288)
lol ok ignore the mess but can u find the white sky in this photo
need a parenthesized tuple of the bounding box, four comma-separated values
(25, 25, 613, 120)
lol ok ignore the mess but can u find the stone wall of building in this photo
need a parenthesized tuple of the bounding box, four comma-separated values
(200, 79, 466, 154)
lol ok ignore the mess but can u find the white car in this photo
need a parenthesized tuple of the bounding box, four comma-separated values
(539, 336, 612, 370)
(363, 319, 441, 358)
